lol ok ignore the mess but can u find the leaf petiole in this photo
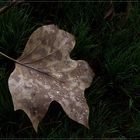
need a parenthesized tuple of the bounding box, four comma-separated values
(0, 52, 64, 83)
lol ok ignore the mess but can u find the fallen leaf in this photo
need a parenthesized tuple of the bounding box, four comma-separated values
(8, 24, 94, 131)
(104, 3, 115, 21)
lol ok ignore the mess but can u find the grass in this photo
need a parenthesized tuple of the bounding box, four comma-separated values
(0, 1, 140, 139)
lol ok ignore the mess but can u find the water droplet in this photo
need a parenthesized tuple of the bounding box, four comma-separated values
(57, 74, 62, 78)
(76, 75, 80, 78)
(79, 117, 82, 120)
(73, 108, 76, 112)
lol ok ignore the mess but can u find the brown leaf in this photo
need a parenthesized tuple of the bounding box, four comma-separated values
(8, 25, 94, 131)
(104, 3, 115, 21)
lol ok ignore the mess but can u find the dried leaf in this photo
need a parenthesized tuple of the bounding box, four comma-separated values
(8, 25, 94, 131)
(104, 3, 115, 21)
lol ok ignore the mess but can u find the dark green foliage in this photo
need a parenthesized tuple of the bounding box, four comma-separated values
(0, 1, 140, 139)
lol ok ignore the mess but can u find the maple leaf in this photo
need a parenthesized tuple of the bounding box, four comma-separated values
(8, 25, 94, 131)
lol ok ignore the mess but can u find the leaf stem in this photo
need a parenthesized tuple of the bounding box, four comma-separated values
(0, 52, 19, 63)
(0, 52, 65, 83)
